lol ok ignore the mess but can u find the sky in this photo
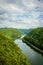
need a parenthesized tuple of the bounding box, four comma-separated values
(0, 0, 43, 29)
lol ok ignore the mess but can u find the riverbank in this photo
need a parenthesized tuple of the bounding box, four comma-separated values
(15, 39, 43, 65)
(22, 39, 43, 54)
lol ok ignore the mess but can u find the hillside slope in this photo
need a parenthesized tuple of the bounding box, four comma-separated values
(18, 28, 33, 34)
(0, 33, 30, 65)
(22, 27, 43, 51)
(0, 28, 22, 40)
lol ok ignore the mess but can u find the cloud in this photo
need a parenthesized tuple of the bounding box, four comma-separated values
(0, 0, 43, 29)
(0, 21, 30, 29)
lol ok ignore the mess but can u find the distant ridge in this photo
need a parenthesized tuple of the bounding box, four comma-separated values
(18, 28, 33, 34)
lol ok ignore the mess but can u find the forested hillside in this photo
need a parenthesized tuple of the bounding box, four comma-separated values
(0, 28, 22, 40)
(0, 33, 30, 65)
(22, 27, 43, 50)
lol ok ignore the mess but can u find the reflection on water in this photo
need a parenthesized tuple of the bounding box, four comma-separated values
(15, 39, 43, 65)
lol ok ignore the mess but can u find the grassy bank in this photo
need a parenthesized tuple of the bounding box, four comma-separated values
(0, 33, 30, 65)
(0, 28, 22, 40)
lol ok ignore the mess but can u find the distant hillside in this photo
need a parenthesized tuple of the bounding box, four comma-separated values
(0, 33, 30, 65)
(18, 28, 33, 34)
(0, 28, 22, 40)
(22, 27, 43, 51)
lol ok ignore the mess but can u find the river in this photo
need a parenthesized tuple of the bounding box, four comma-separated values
(15, 38, 43, 65)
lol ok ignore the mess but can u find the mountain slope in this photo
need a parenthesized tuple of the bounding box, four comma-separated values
(18, 28, 33, 34)
(22, 27, 43, 51)
(0, 33, 30, 65)
(0, 28, 22, 40)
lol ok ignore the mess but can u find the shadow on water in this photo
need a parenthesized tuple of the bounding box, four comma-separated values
(22, 39, 43, 56)
(15, 39, 43, 65)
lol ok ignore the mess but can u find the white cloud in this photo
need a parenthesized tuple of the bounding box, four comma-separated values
(31, 11, 41, 18)
(0, 4, 24, 13)
(23, 0, 37, 10)
(41, 20, 43, 23)
(0, 0, 43, 29)
(0, 21, 30, 29)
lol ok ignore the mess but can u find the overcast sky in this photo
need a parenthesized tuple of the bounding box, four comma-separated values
(0, 0, 43, 29)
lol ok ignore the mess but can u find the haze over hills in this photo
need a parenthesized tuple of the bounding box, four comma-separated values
(18, 28, 33, 34)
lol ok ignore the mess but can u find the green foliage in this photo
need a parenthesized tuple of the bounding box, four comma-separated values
(0, 33, 30, 65)
(0, 28, 22, 40)
(23, 27, 43, 50)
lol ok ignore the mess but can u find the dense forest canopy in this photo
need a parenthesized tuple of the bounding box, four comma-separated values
(23, 27, 43, 50)
(0, 33, 30, 65)
(0, 28, 22, 40)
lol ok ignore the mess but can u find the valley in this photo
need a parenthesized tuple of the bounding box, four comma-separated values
(0, 27, 43, 65)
